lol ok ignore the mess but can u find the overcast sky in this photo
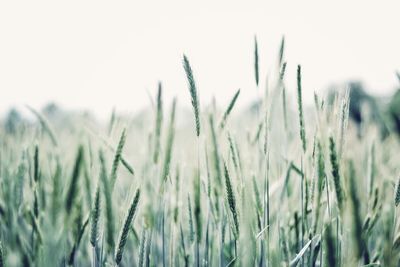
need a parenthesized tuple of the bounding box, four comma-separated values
(0, 1, 399, 119)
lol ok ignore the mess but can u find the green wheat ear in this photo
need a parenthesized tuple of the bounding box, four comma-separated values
(90, 185, 101, 247)
(329, 136, 343, 212)
(395, 176, 400, 207)
(279, 62, 287, 82)
(115, 188, 141, 265)
(223, 161, 239, 238)
(254, 35, 259, 87)
(183, 54, 201, 137)
(33, 144, 40, 183)
(161, 98, 177, 182)
(65, 145, 84, 214)
(110, 128, 127, 190)
(187, 194, 195, 244)
(219, 89, 240, 130)
(138, 229, 147, 267)
(297, 65, 306, 152)
(278, 35, 285, 66)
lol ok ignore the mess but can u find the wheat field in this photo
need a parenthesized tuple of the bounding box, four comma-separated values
(0, 38, 399, 267)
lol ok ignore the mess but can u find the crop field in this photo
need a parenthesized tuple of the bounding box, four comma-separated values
(0, 39, 400, 267)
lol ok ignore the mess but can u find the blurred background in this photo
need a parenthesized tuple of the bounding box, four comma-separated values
(0, 0, 399, 120)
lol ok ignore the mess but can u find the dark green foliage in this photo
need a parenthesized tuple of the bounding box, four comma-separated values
(325, 224, 337, 267)
(0, 241, 3, 267)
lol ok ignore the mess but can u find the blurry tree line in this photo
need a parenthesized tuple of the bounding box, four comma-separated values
(327, 79, 400, 139)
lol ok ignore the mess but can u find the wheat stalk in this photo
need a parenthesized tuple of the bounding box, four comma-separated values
(329, 137, 343, 212)
(161, 98, 177, 182)
(115, 188, 141, 265)
(297, 65, 306, 152)
(223, 162, 239, 237)
(183, 55, 201, 137)
(219, 89, 240, 130)
(110, 128, 127, 190)
(254, 36, 259, 87)
(65, 145, 84, 214)
(153, 82, 163, 163)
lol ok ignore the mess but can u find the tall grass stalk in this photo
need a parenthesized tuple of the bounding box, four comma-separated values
(161, 98, 177, 183)
(297, 65, 307, 152)
(65, 145, 84, 214)
(85, 127, 134, 175)
(223, 162, 239, 238)
(254, 36, 259, 87)
(329, 137, 344, 213)
(193, 169, 202, 267)
(0, 242, 3, 267)
(325, 224, 337, 267)
(348, 161, 369, 264)
(337, 90, 350, 159)
(209, 115, 222, 187)
(278, 36, 285, 67)
(219, 89, 240, 130)
(90, 185, 101, 247)
(68, 216, 89, 265)
(115, 188, 141, 265)
(138, 229, 147, 267)
(110, 128, 127, 190)
(90, 185, 101, 267)
(153, 82, 163, 163)
(188, 194, 195, 244)
(313, 141, 326, 234)
(99, 150, 115, 253)
(183, 55, 201, 137)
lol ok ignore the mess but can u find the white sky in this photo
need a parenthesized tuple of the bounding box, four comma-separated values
(0, 1, 399, 119)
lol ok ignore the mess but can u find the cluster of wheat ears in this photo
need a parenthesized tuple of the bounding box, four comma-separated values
(0, 37, 399, 267)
